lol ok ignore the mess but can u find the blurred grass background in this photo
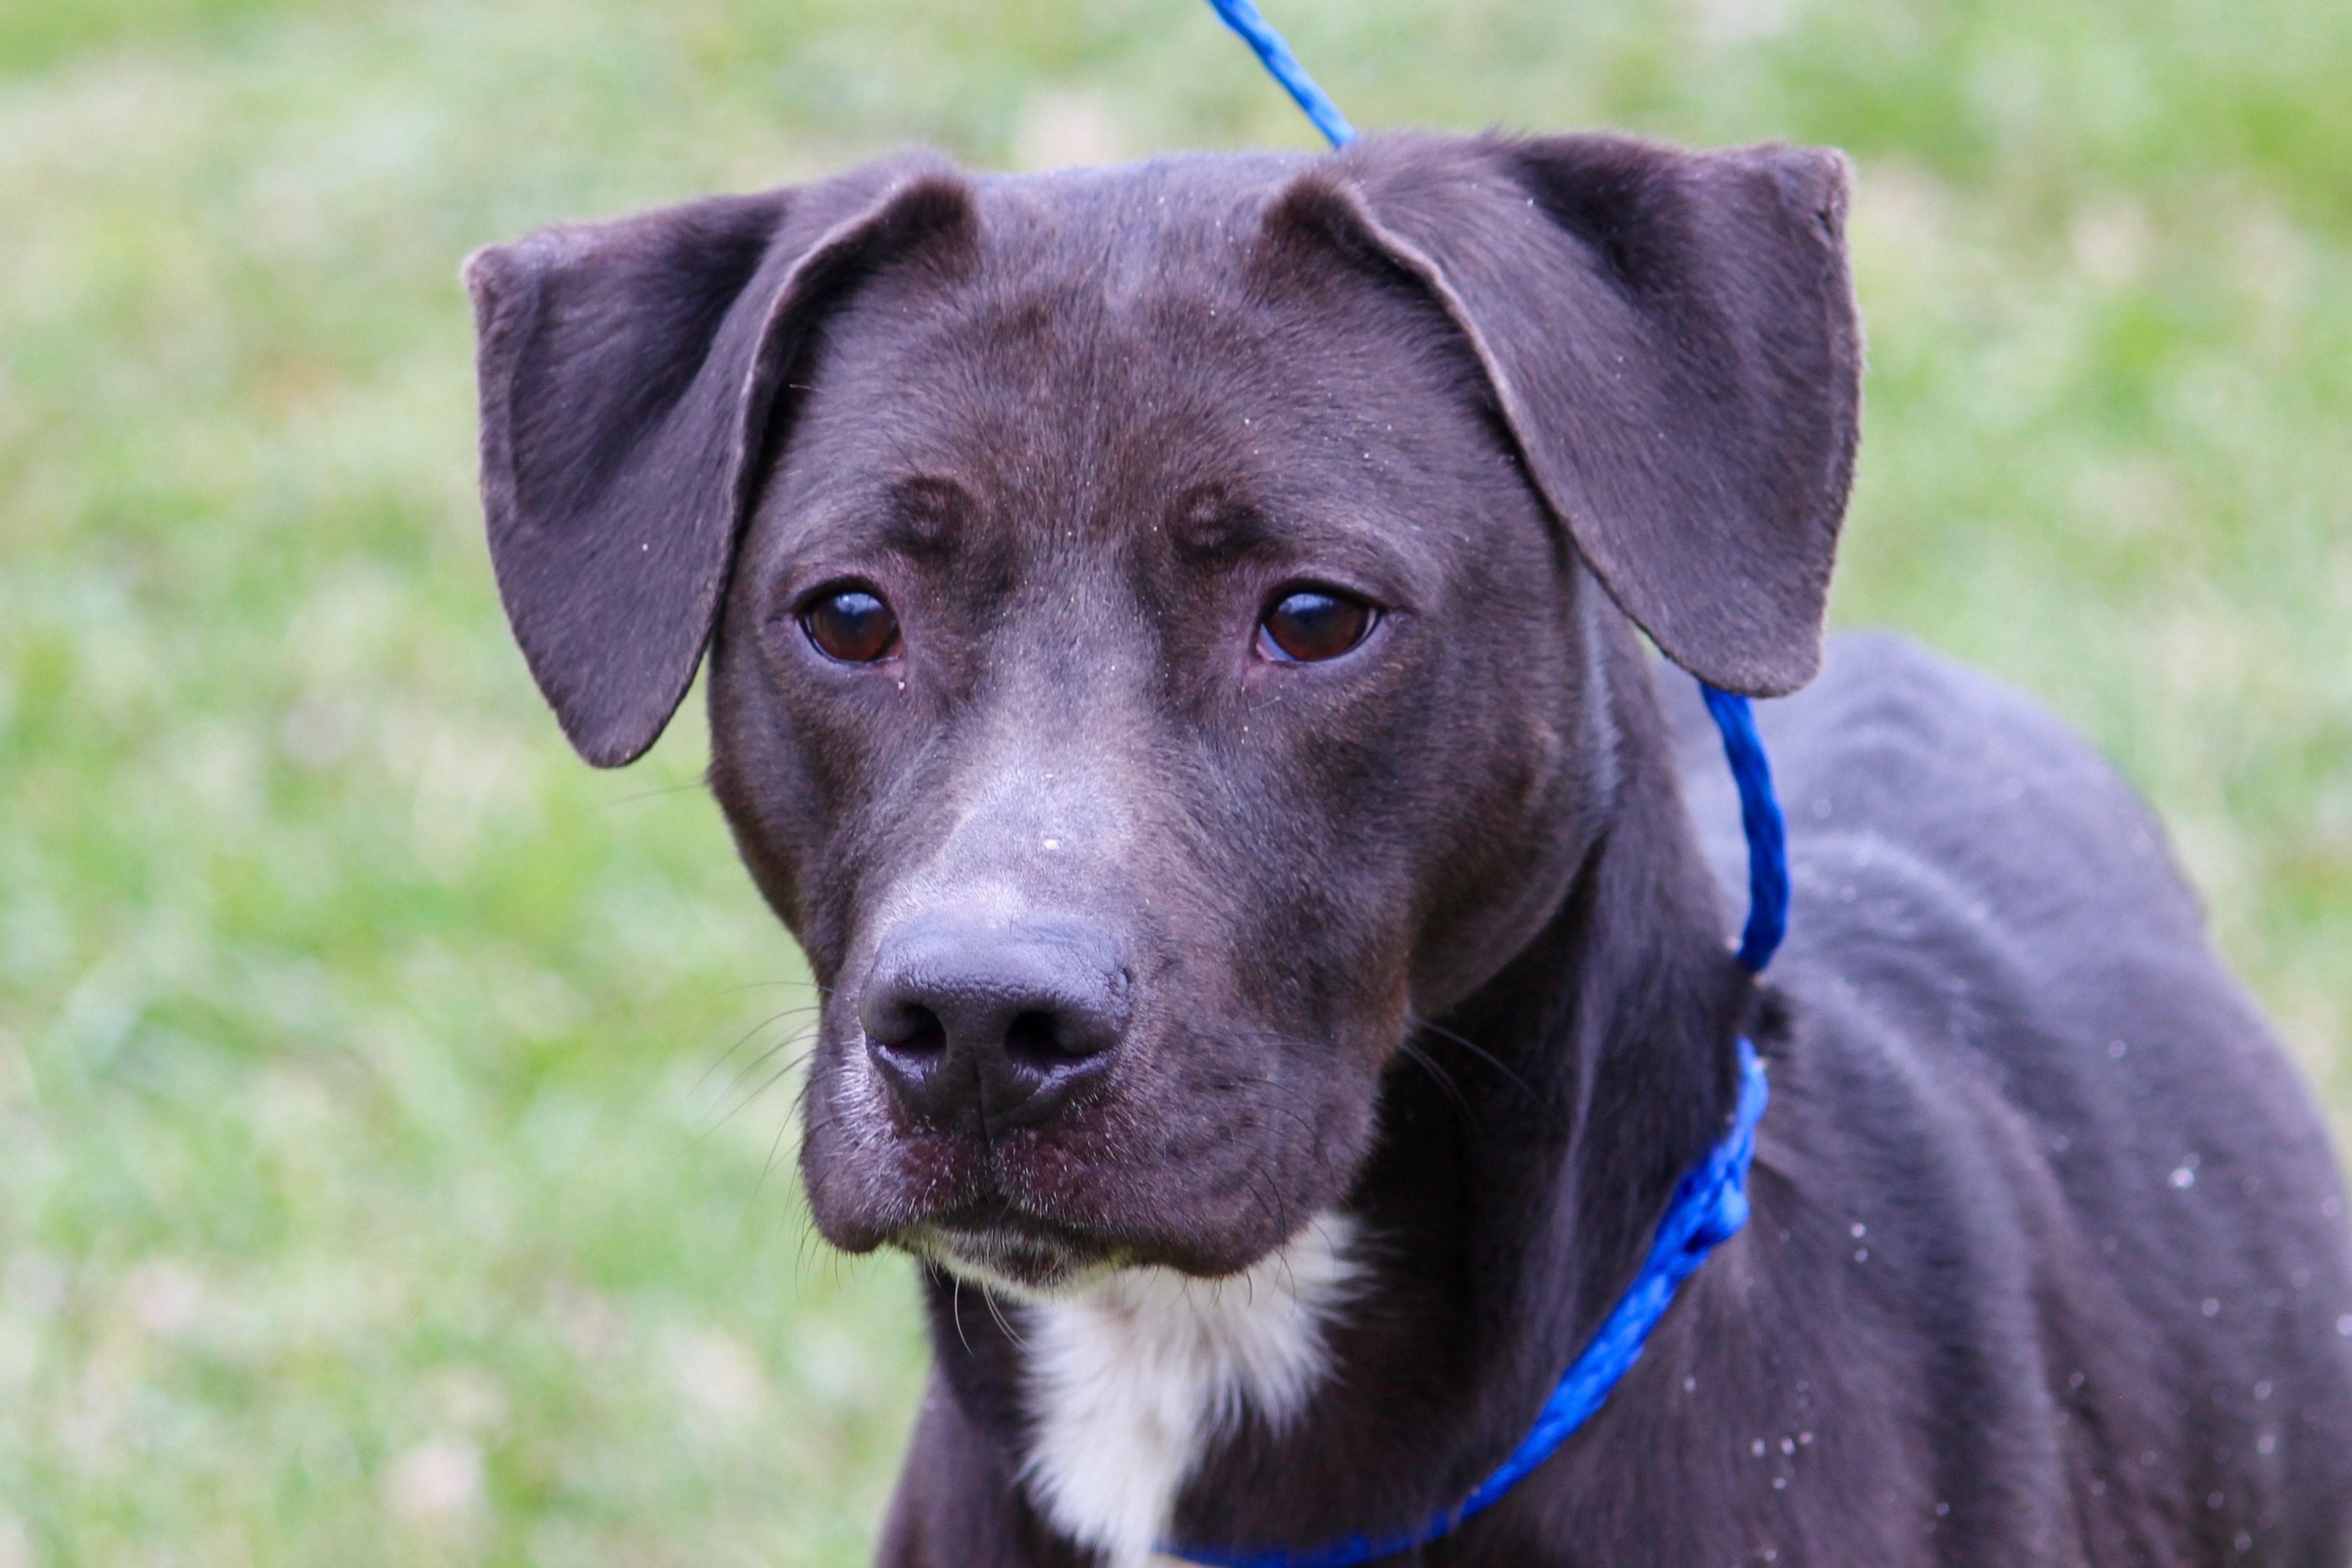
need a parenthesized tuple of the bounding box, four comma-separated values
(1, 0, 2348, 1561)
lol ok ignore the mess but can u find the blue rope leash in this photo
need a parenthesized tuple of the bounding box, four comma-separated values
(1162, 6, 1795, 1564)
(1202, 0, 1357, 147)
(1701, 685, 1789, 973)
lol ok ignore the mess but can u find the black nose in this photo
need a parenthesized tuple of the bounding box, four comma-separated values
(858, 918, 1131, 1134)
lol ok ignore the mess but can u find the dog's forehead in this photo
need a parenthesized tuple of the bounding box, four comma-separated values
(831, 152, 1343, 415)
(771, 151, 1484, 565)
(965, 151, 1314, 291)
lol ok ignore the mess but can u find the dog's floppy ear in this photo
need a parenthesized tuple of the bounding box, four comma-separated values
(464, 157, 974, 765)
(1273, 132, 1860, 697)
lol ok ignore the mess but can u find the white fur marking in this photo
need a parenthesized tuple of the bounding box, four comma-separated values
(1015, 1214, 1362, 1567)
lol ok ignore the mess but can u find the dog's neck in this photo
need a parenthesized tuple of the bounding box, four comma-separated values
(923, 624, 1756, 1563)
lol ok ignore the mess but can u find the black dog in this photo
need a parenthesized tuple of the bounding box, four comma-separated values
(465, 132, 2352, 1565)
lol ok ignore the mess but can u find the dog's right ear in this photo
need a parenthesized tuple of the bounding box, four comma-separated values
(464, 158, 974, 766)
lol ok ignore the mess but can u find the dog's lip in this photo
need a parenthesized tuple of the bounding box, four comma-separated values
(936, 1224, 1091, 1263)
(904, 1204, 1132, 1294)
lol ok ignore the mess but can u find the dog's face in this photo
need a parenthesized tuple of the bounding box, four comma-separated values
(707, 173, 1602, 1285)
(466, 135, 1860, 1290)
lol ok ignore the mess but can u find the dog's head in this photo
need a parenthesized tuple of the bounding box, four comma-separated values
(466, 133, 1858, 1291)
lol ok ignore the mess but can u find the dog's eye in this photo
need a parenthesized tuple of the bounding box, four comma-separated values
(1258, 587, 1374, 664)
(802, 586, 900, 664)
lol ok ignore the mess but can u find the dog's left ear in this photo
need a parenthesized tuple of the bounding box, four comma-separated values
(1271, 132, 1861, 697)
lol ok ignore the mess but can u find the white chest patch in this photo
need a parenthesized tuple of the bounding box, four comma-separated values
(1014, 1213, 1363, 1568)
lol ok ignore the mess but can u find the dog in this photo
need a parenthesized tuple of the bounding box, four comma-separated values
(464, 131, 2352, 1565)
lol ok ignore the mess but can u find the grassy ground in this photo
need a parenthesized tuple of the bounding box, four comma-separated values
(1, 0, 2347, 1561)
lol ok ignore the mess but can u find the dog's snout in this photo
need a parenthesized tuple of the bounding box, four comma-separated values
(859, 919, 1130, 1133)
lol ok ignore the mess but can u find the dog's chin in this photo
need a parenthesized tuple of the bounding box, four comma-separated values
(906, 1224, 1126, 1301)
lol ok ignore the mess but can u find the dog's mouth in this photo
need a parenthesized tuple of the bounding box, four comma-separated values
(906, 1216, 1127, 1298)
(799, 1005, 1387, 1285)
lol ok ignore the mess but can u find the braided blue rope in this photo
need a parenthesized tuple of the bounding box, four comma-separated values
(1202, 0, 1357, 147)
(1164, 7, 1794, 1562)
(1700, 685, 1789, 973)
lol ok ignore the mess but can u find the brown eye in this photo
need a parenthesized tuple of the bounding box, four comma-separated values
(1258, 587, 1374, 663)
(801, 586, 900, 664)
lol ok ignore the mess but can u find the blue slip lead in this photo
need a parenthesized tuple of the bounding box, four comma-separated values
(1202, 0, 1358, 147)
(1700, 685, 1790, 974)
(1168, 6, 1795, 1564)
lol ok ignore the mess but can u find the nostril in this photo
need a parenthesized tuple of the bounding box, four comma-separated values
(865, 1002, 949, 1118)
(1004, 1008, 1099, 1066)
(874, 1005, 947, 1056)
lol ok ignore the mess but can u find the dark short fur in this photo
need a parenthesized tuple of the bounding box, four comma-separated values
(466, 132, 2352, 1564)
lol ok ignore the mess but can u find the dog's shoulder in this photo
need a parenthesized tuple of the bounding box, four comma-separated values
(1679, 634, 2351, 1374)
(1673, 630, 2205, 961)
(1672, 630, 2335, 1231)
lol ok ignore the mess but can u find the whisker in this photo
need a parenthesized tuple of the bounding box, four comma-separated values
(591, 780, 707, 810)
(1399, 1037, 1477, 1135)
(730, 1047, 819, 1125)
(714, 977, 833, 997)
(697, 1038, 819, 1144)
(978, 1283, 1026, 1348)
(695, 1004, 823, 1096)
(712, 1023, 821, 1110)
(1407, 1013, 1542, 1104)
(752, 1088, 807, 1204)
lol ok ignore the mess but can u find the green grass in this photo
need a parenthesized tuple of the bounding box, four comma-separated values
(1, 0, 2347, 1561)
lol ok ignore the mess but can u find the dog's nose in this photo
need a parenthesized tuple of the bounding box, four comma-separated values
(858, 919, 1130, 1133)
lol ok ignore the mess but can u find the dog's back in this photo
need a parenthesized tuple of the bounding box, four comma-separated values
(1679, 632, 2352, 1562)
